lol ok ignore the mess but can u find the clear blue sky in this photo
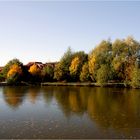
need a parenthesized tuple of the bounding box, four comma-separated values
(0, 1, 140, 66)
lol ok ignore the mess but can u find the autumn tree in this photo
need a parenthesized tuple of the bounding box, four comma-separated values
(29, 64, 40, 76)
(112, 39, 129, 81)
(69, 51, 88, 81)
(88, 54, 96, 81)
(88, 40, 112, 81)
(2, 58, 23, 79)
(124, 36, 140, 82)
(112, 37, 140, 82)
(28, 64, 41, 82)
(80, 63, 90, 82)
(7, 64, 23, 84)
(69, 56, 80, 80)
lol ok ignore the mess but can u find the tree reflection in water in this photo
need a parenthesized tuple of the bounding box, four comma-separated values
(3, 87, 27, 109)
(27, 87, 41, 104)
(2, 86, 140, 136)
(44, 87, 140, 136)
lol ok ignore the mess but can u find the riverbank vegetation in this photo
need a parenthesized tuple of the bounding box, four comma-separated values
(0, 36, 140, 88)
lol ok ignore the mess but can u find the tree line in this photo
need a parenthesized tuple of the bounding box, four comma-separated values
(0, 36, 140, 88)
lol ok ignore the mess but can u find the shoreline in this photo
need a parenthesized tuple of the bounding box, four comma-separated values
(0, 82, 126, 88)
(41, 82, 125, 87)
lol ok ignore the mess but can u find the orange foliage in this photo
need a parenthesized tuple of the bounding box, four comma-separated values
(7, 64, 22, 78)
(29, 64, 40, 75)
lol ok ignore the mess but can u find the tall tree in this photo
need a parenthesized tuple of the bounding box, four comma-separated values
(88, 40, 112, 81)
(54, 47, 74, 81)
(69, 51, 88, 81)
(80, 63, 90, 82)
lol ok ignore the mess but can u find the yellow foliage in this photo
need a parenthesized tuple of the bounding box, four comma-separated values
(113, 61, 121, 71)
(29, 64, 40, 75)
(80, 63, 90, 82)
(7, 64, 22, 78)
(112, 57, 123, 71)
(88, 55, 96, 76)
(69, 56, 80, 75)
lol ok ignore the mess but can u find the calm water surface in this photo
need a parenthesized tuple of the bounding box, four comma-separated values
(0, 86, 140, 139)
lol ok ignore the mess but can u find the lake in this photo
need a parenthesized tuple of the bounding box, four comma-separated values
(0, 86, 140, 139)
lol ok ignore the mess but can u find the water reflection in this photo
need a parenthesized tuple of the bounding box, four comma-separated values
(27, 88, 41, 104)
(52, 87, 140, 134)
(1, 86, 140, 138)
(3, 87, 26, 108)
(42, 86, 54, 104)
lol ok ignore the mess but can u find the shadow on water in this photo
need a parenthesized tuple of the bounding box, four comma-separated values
(1, 86, 140, 138)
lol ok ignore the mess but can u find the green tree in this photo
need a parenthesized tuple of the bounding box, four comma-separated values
(88, 40, 112, 81)
(54, 63, 65, 81)
(0, 72, 5, 82)
(112, 37, 140, 82)
(80, 63, 90, 82)
(42, 65, 54, 82)
(112, 39, 129, 81)
(96, 64, 110, 86)
(131, 67, 140, 88)
(54, 47, 74, 81)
